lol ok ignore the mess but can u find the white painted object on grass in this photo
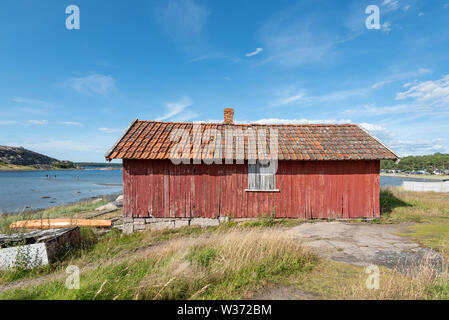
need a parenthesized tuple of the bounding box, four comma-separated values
(0, 227, 80, 270)
(0, 243, 49, 270)
(403, 180, 449, 193)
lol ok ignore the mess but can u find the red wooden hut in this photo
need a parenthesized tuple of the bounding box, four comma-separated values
(106, 109, 397, 221)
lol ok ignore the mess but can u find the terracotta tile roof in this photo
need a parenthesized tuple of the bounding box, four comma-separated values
(105, 120, 398, 161)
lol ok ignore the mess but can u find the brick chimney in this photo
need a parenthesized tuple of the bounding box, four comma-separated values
(224, 108, 234, 124)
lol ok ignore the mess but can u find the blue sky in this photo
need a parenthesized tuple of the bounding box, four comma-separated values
(1, 0, 449, 162)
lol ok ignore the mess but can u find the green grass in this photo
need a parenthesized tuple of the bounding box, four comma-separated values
(378, 187, 449, 260)
(0, 228, 147, 285)
(0, 163, 38, 171)
(0, 229, 318, 300)
(397, 222, 449, 259)
(187, 246, 218, 268)
(1, 187, 449, 300)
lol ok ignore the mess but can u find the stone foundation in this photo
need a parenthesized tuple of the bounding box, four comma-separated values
(122, 217, 231, 234)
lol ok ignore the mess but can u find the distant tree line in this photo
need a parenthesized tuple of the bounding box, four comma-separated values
(52, 161, 76, 169)
(381, 153, 449, 172)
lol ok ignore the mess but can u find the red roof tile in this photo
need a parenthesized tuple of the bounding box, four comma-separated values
(105, 120, 398, 161)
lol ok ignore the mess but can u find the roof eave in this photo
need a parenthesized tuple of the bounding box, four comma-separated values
(356, 124, 400, 161)
(104, 118, 138, 161)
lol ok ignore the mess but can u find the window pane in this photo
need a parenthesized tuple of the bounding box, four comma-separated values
(248, 161, 275, 190)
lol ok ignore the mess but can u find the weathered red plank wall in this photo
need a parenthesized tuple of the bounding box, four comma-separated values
(122, 160, 380, 219)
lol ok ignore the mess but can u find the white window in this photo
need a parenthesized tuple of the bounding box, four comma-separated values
(248, 161, 276, 191)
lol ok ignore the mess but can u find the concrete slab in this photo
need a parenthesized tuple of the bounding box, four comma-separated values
(288, 222, 446, 273)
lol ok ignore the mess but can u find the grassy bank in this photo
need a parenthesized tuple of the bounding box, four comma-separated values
(378, 188, 449, 256)
(1, 188, 448, 300)
(1, 223, 447, 300)
(0, 163, 38, 171)
(0, 227, 318, 300)
(0, 162, 77, 171)
(381, 173, 449, 180)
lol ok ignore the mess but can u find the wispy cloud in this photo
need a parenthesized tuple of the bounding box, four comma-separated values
(381, 21, 392, 33)
(11, 97, 53, 115)
(158, 0, 209, 52)
(61, 121, 84, 127)
(382, 0, 400, 12)
(156, 97, 197, 121)
(245, 48, 263, 57)
(371, 68, 432, 90)
(197, 118, 352, 125)
(189, 52, 228, 62)
(359, 122, 446, 156)
(248, 118, 351, 125)
(344, 103, 412, 116)
(359, 122, 394, 145)
(272, 86, 369, 107)
(393, 138, 446, 156)
(258, 2, 366, 66)
(272, 67, 433, 107)
(98, 127, 123, 134)
(28, 120, 47, 125)
(396, 74, 449, 106)
(63, 73, 116, 96)
(7, 140, 106, 155)
(12, 98, 52, 108)
(0, 121, 17, 125)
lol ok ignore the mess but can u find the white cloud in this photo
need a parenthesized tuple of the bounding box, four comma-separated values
(382, 0, 400, 12)
(418, 12, 425, 16)
(391, 139, 446, 156)
(156, 97, 197, 121)
(359, 122, 394, 144)
(344, 104, 410, 115)
(359, 122, 448, 156)
(7, 140, 106, 156)
(159, 0, 209, 51)
(12, 98, 52, 108)
(272, 86, 369, 107)
(61, 121, 84, 127)
(0, 121, 17, 125)
(196, 118, 444, 157)
(245, 48, 263, 57)
(258, 3, 365, 66)
(64, 74, 116, 96)
(98, 127, 123, 134)
(274, 89, 309, 106)
(372, 68, 431, 89)
(396, 74, 449, 106)
(190, 52, 228, 62)
(381, 22, 392, 33)
(28, 120, 47, 125)
(197, 118, 352, 125)
(250, 118, 351, 125)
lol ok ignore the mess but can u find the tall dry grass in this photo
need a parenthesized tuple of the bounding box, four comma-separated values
(344, 253, 448, 300)
(132, 228, 318, 299)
